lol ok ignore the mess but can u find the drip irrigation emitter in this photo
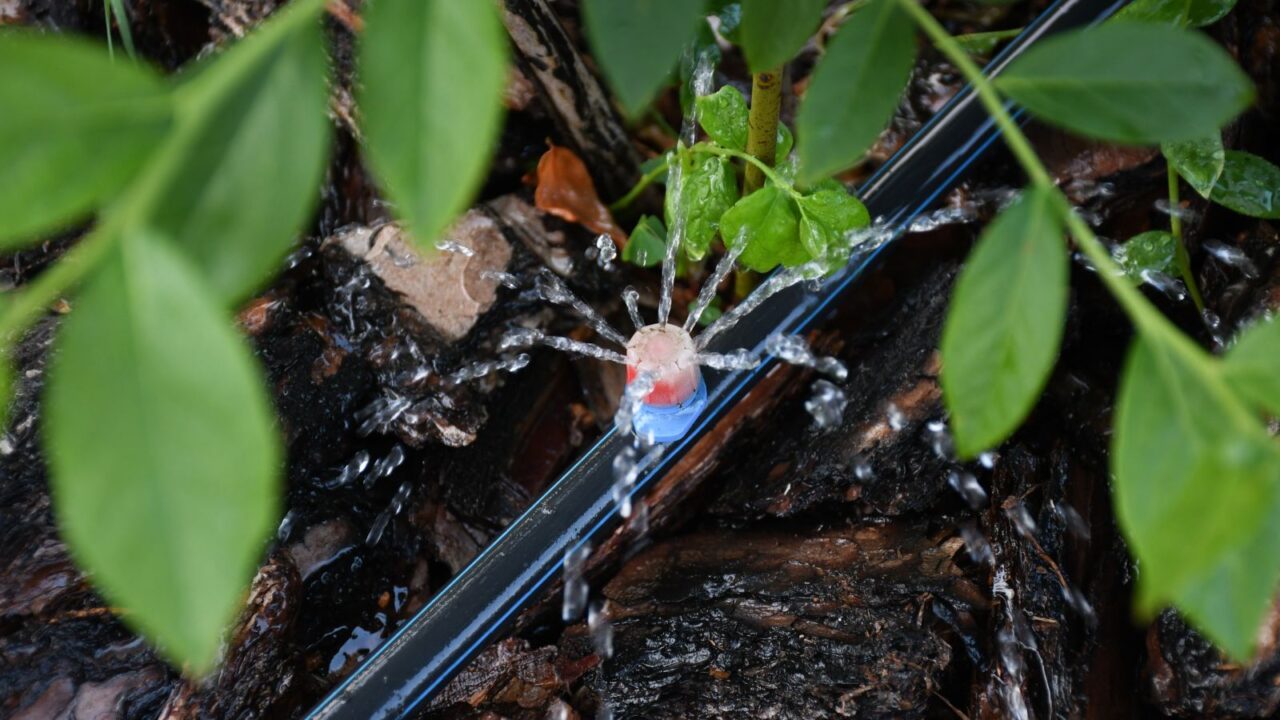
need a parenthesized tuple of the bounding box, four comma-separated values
(307, 0, 1123, 716)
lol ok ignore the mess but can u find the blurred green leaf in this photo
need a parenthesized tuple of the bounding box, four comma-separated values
(796, 186, 869, 270)
(664, 152, 739, 261)
(720, 184, 807, 271)
(361, 0, 507, 251)
(1111, 0, 1192, 25)
(624, 215, 667, 267)
(1223, 316, 1280, 417)
(46, 230, 280, 675)
(1208, 150, 1280, 219)
(697, 85, 750, 150)
(952, 28, 1022, 56)
(739, 0, 826, 72)
(1113, 333, 1280, 660)
(1114, 230, 1178, 281)
(1187, 0, 1239, 25)
(1163, 134, 1225, 197)
(583, 0, 707, 116)
(796, 0, 915, 183)
(996, 23, 1253, 144)
(941, 187, 1067, 458)
(0, 35, 170, 249)
(105, 0, 137, 58)
(142, 0, 329, 303)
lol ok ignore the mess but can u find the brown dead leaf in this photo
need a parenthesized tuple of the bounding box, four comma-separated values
(534, 144, 627, 246)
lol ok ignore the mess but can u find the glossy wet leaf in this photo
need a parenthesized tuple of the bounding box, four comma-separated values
(697, 86, 750, 151)
(1114, 230, 1178, 281)
(720, 184, 807, 272)
(535, 144, 626, 242)
(739, 0, 827, 72)
(796, 0, 915, 183)
(1113, 333, 1280, 659)
(1163, 135, 1225, 197)
(144, 0, 330, 303)
(362, 0, 507, 251)
(796, 186, 870, 270)
(624, 215, 667, 267)
(664, 152, 739, 262)
(583, 0, 707, 116)
(0, 35, 171, 249)
(1208, 150, 1280, 219)
(776, 124, 794, 162)
(46, 230, 280, 674)
(996, 23, 1253, 144)
(1223, 316, 1280, 417)
(1111, 0, 1191, 25)
(941, 188, 1067, 458)
(1186, 0, 1239, 26)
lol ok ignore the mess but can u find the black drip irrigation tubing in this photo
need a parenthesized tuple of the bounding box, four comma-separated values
(307, 0, 1124, 716)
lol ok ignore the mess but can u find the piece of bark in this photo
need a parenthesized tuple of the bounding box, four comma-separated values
(576, 524, 979, 720)
(501, 0, 643, 201)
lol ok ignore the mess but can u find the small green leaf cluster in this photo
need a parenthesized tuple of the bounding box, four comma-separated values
(0, 0, 508, 673)
(623, 83, 869, 274)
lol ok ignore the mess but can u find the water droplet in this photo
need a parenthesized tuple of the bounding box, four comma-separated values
(1202, 240, 1259, 278)
(947, 469, 988, 509)
(959, 522, 994, 565)
(1005, 502, 1038, 540)
(886, 403, 906, 431)
(925, 420, 955, 460)
(277, 510, 297, 542)
(853, 456, 874, 481)
(588, 601, 614, 658)
(978, 451, 998, 470)
(623, 286, 644, 331)
(1052, 500, 1090, 541)
(562, 544, 592, 622)
(434, 239, 475, 257)
(595, 234, 617, 270)
(804, 379, 847, 429)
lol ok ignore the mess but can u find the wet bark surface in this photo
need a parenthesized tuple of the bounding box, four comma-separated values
(5, 0, 1280, 719)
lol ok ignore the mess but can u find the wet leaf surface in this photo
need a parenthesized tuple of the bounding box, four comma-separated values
(663, 151, 738, 261)
(1164, 134, 1226, 197)
(720, 184, 806, 272)
(1209, 150, 1280, 218)
(1114, 230, 1178, 280)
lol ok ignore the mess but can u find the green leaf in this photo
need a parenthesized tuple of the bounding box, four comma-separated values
(776, 123, 794, 162)
(1163, 134, 1225, 198)
(796, 186, 870, 270)
(624, 215, 668, 267)
(1186, 0, 1239, 26)
(1111, 0, 1191, 25)
(1223, 316, 1280, 417)
(45, 230, 280, 674)
(1114, 230, 1178, 281)
(1208, 150, 1280, 219)
(795, 0, 916, 183)
(664, 152, 739, 261)
(361, 0, 507, 251)
(941, 187, 1067, 458)
(697, 86, 750, 151)
(583, 0, 708, 116)
(995, 23, 1254, 144)
(694, 296, 723, 326)
(1112, 333, 1280, 659)
(952, 28, 1022, 57)
(739, 0, 826, 72)
(720, 184, 807, 271)
(0, 35, 171, 249)
(140, 0, 330, 303)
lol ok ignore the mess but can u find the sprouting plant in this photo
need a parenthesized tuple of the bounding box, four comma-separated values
(0, 0, 508, 673)
(584, 0, 1280, 663)
(103, 0, 136, 60)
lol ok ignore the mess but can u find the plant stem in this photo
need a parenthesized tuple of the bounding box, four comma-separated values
(609, 156, 670, 212)
(744, 69, 783, 194)
(897, 0, 1178, 342)
(1167, 164, 1205, 312)
(695, 143, 798, 197)
(0, 225, 119, 347)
